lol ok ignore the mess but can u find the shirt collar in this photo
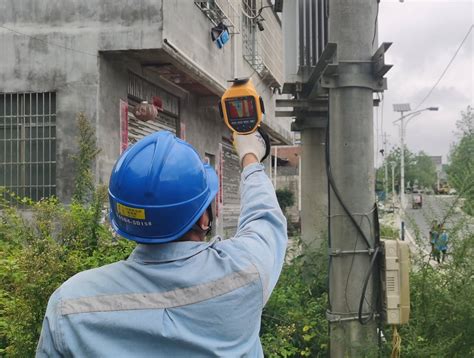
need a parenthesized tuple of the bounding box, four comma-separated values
(128, 236, 221, 264)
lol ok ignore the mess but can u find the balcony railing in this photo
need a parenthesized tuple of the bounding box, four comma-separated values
(194, 0, 240, 34)
(241, 1, 283, 88)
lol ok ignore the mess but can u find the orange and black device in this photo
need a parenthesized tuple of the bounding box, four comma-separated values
(219, 78, 265, 134)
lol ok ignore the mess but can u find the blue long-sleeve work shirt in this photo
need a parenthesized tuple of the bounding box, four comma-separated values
(36, 163, 287, 357)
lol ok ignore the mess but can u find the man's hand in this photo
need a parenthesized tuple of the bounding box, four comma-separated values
(233, 128, 271, 168)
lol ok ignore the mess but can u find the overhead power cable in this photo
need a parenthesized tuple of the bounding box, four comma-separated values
(415, 24, 473, 110)
(0, 24, 98, 58)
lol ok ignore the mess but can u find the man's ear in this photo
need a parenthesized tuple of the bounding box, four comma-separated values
(197, 210, 210, 230)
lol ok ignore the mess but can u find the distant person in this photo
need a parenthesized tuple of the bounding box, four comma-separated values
(429, 220, 439, 260)
(435, 225, 449, 263)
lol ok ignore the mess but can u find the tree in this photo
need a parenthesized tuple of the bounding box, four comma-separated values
(412, 152, 437, 189)
(377, 147, 436, 194)
(447, 106, 474, 215)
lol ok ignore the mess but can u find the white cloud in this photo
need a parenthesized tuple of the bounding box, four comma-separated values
(376, 0, 473, 165)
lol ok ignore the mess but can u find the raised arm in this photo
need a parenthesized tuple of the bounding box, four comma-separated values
(229, 131, 288, 303)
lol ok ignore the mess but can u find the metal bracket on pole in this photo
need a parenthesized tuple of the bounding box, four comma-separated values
(321, 68, 387, 91)
(329, 248, 376, 257)
(318, 42, 392, 92)
(291, 116, 328, 131)
(326, 310, 377, 323)
(301, 43, 338, 98)
(372, 42, 393, 77)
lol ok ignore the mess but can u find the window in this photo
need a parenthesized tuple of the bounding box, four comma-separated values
(0, 92, 56, 202)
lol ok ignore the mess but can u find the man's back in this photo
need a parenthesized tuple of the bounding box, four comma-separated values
(37, 162, 287, 357)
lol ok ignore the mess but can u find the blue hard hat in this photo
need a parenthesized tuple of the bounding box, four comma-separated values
(108, 131, 218, 244)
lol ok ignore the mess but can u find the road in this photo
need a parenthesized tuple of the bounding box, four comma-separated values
(403, 194, 473, 255)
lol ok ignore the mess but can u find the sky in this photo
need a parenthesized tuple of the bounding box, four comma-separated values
(375, 0, 473, 166)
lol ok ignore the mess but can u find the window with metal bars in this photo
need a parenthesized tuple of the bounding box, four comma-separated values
(0, 92, 56, 202)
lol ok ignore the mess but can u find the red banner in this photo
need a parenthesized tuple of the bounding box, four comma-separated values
(120, 99, 128, 153)
(216, 143, 224, 218)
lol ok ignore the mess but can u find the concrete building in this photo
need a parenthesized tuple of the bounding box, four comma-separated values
(0, 0, 292, 236)
(429, 155, 447, 188)
(271, 145, 301, 225)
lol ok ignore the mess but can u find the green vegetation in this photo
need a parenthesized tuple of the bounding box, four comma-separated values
(447, 106, 474, 215)
(72, 113, 101, 204)
(0, 192, 134, 356)
(0, 114, 472, 357)
(261, 242, 329, 357)
(0, 114, 135, 356)
(398, 227, 474, 357)
(276, 188, 295, 213)
(376, 147, 437, 192)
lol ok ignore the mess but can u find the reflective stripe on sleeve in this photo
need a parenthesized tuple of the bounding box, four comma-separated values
(60, 266, 260, 315)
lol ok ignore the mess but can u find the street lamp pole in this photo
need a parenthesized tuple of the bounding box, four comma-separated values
(393, 104, 438, 210)
(400, 115, 406, 208)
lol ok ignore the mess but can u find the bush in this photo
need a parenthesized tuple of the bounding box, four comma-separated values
(261, 241, 329, 357)
(0, 114, 136, 356)
(0, 190, 135, 357)
(396, 228, 474, 357)
(276, 188, 295, 213)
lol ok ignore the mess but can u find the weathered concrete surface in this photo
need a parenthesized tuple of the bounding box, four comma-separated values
(0, 0, 292, 237)
(0, 0, 164, 201)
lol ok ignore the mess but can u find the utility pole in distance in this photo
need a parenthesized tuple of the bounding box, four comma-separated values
(327, 1, 389, 355)
(383, 133, 389, 198)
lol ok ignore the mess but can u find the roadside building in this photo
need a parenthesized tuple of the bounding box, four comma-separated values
(429, 155, 447, 189)
(0, 0, 292, 236)
(271, 145, 301, 225)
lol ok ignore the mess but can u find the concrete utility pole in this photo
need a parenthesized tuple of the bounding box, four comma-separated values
(391, 162, 396, 209)
(301, 128, 327, 250)
(327, 1, 380, 355)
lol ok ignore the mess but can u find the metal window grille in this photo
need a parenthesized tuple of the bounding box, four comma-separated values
(0, 92, 56, 203)
(242, 0, 265, 73)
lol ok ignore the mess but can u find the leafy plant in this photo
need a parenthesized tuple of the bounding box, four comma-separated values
(276, 188, 295, 213)
(0, 114, 135, 356)
(261, 241, 329, 357)
(447, 106, 474, 215)
(72, 112, 101, 204)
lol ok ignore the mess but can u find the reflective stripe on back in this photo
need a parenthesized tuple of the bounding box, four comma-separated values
(60, 266, 260, 315)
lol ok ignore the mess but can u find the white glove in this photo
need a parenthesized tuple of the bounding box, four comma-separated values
(233, 128, 270, 166)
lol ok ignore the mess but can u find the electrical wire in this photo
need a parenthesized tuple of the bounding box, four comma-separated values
(358, 245, 380, 324)
(0, 25, 98, 58)
(375, 97, 380, 163)
(325, 95, 381, 326)
(414, 24, 473, 110)
(380, 93, 384, 135)
(344, 218, 362, 311)
(325, 126, 372, 249)
(372, 0, 380, 46)
(391, 325, 401, 358)
(241, 4, 272, 20)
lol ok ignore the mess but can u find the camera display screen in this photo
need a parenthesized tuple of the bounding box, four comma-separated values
(225, 97, 257, 120)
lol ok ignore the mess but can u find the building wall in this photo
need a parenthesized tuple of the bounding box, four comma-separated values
(1, 0, 291, 235)
(0, 0, 165, 200)
(273, 146, 301, 167)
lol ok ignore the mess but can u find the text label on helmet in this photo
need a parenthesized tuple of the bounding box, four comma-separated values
(117, 203, 146, 220)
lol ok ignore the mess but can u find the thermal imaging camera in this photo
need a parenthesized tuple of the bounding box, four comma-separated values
(219, 78, 265, 134)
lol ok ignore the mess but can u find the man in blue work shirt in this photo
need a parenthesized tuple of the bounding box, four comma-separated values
(37, 130, 287, 357)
